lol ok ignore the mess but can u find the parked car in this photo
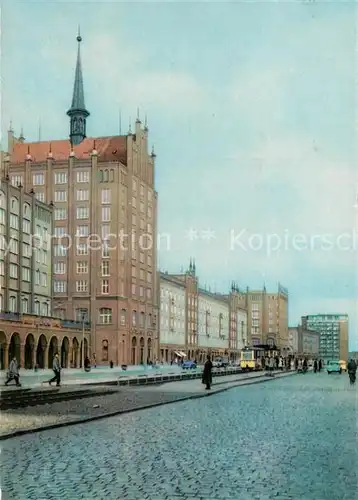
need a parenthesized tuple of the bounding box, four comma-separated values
(327, 360, 342, 374)
(182, 360, 197, 370)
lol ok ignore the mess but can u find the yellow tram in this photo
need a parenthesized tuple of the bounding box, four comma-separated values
(240, 344, 281, 371)
(240, 347, 265, 371)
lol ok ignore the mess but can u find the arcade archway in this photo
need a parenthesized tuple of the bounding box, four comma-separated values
(36, 334, 47, 368)
(72, 338, 79, 368)
(8, 333, 20, 365)
(61, 337, 69, 368)
(0, 331, 6, 370)
(24, 334, 35, 369)
(139, 337, 144, 364)
(48, 336, 59, 368)
(131, 337, 137, 365)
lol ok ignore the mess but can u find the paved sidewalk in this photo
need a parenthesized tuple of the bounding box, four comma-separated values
(0, 370, 295, 439)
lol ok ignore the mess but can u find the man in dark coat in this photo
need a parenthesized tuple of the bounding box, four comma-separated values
(313, 359, 318, 373)
(202, 355, 213, 390)
(48, 353, 61, 387)
(318, 359, 322, 372)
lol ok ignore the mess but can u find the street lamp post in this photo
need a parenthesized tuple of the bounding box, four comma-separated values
(82, 314, 85, 371)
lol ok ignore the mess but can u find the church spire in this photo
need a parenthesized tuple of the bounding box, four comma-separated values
(67, 27, 90, 146)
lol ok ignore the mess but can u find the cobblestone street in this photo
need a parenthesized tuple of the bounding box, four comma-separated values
(1, 373, 357, 500)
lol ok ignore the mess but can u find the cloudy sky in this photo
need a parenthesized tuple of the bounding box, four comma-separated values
(2, 0, 357, 348)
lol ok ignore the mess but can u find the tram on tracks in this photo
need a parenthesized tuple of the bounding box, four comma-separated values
(240, 344, 280, 371)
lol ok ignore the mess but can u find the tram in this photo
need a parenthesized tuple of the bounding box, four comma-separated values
(240, 347, 265, 371)
(240, 344, 281, 371)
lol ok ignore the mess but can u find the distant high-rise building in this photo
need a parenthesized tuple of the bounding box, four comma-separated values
(302, 314, 349, 361)
(236, 284, 289, 353)
(5, 32, 159, 366)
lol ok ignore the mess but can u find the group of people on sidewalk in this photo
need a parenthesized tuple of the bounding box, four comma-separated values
(3, 353, 62, 388)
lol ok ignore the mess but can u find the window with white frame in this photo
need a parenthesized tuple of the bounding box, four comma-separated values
(76, 189, 89, 201)
(101, 279, 109, 294)
(35, 269, 40, 285)
(102, 206, 110, 222)
(102, 244, 109, 258)
(76, 280, 88, 292)
(10, 264, 18, 279)
(76, 171, 89, 183)
(76, 207, 88, 219)
(33, 173, 44, 185)
(147, 205, 152, 218)
(11, 175, 23, 187)
(23, 219, 31, 233)
(41, 272, 47, 287)
(21, 298, 29, 313)
(10, 214, 19, 229)
(55, 190, 67, 202)
(148, 190, 152, 202)
(35, 192, 45, 202)
(101, 261, 109, 276)
(76, 261, 88, 274)
(76, 243, 88, 256)
(22, 267, 31, 281)
(101, 225, 110, 239)
(55, 172, 67, 184)
(76, 225, 89, 236)
(54, 280, 67, 293)
(55, 226, 67, 237)
(34, 301, 40, 314)
(9, 296, 17, 312)
(55, 208, 67, 220)
(101, 189, 111, 204)
(99, 308, 112, 324)
(54, 244, 67, 257)
(55, 262, 66, 274)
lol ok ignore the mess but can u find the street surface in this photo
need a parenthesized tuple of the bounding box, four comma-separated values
(1, 372, 356, 500)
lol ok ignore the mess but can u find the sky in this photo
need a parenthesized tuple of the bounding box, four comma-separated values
(1, 0, 357, 348)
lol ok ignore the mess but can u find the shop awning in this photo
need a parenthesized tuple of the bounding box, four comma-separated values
(179, 351, 187, 357)
(174, 351, 181, 357)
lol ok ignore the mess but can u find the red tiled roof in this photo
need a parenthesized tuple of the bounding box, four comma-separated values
(10, 136, 127, 165)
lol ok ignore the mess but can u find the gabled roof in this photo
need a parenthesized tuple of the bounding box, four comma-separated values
(10, 136, 127, 165)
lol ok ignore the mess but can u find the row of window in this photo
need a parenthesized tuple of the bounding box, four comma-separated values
(0, 294, 50, 315)
(53, 243, 153, 264)
(53, 280, 152, 298)
(54, 307, 157, 328)
(55, 260, 111, 276)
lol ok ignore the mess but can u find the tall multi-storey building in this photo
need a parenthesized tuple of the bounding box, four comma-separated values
(158, 264, 247, 362)
(0, 177, 88, 370)
(237, 284, 289, 353)
(198, 286, 229, 360)
(0, 177, 53, 315)
(302, 314, 349, 361)
(5, 33, 159, 365)
(159, 272, 187, 361)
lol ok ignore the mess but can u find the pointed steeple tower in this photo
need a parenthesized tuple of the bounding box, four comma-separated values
(67, 27, 90, 146)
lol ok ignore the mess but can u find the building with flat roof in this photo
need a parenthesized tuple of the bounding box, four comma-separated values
(302, 314, 349, 361)
(288, 326, 320, 357)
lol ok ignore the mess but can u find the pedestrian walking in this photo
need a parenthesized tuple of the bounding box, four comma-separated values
(313, 359, 318, 373)
(318, 359, 322, 372)
(202, 355, 213, 390)
(48, 353, 61, 387)
(4, 357, 21, 387)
